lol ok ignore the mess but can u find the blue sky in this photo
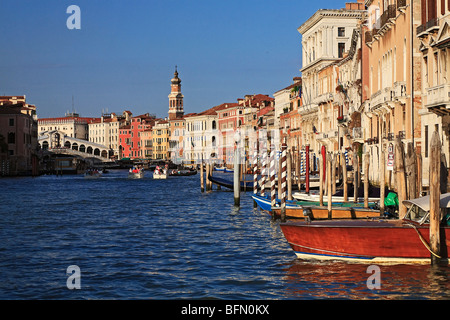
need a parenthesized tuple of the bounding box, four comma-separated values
(0, 0, 343, 118)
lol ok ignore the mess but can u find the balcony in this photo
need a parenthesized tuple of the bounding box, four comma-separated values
(417, 18, 439, 37)
(379, 5, 397, 32)
(396, 131, 406, 140)
(298, 103, 318, 116)
(397, 0, 407, 9)
(312, 93, 333, 105)
(370, 88, 393, 111)
(392, 81, 408, 104)
(387, 132, 395, 141)
(316, 132, 328, 141)
(367, 3, 406, 46)
(327, 130, 339, 141)
(425, 84, 450, 115)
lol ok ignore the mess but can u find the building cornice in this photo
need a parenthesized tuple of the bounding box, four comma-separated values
(298, 9, 364, 35)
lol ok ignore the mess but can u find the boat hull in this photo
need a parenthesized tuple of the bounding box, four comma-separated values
(293, 192, 379, 203)
(153, 173, 167, 179)
(128, 172, 144, 179)
(280, 220, 450, 264)
(84, 173, 101, 179)
(209, 175, 253, 191)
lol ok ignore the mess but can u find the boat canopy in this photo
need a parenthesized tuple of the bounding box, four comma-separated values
(403, 192, 450, 212)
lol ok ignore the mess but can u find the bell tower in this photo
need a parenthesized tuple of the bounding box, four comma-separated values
(168, 66, 184, 120)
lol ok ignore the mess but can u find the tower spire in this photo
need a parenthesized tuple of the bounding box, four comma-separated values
(168, 67, 184, 120)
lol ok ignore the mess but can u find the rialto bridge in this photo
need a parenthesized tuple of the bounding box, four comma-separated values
(38, 130, 110, 161)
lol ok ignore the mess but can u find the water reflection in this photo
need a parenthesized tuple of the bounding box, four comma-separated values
(283, 259, 450, 299)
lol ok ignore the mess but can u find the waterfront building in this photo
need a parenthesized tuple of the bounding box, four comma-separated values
(216, 102, 241, 164)
(167, 68, 187, 164)
(416, 0, 450, 188)
(140, 128, 153, 160)
(238, 94, 275, 157)
(168, 67, 184, 121)
(183, 104, 227, 165)
(276, 77, 303, 151)
(119, 113, 156, 160)
(362, 0, 422, 186)
(169, 117, 186, 164)
(38, 112, 95, 140)
(297, 0, 365, 164)
(152, 120, 170, 160)
(0, 96, 38, 176)
(88, 111, 132, 160)
(119, 124, 132, 159)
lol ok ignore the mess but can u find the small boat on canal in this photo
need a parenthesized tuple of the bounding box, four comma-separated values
(153, 172, 167, 179)
(280, 193, 450, 264)
(153, 165, 168, 179)
(169, 169, 197, 176)
(84, 169, 102, 179)
(208, 175, 253, 191)
(128, 166, 145, 179)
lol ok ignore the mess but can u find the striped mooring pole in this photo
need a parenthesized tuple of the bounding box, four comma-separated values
(280, 138, 288, 222)
(259, 133, 267, 197)
(253, 141, 258, 207)
(269, 143, 277, 220)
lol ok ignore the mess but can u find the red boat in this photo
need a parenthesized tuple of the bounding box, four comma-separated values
(280, 193, 450, 264)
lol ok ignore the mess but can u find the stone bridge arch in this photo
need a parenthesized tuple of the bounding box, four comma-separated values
(38, 130, 110, 161)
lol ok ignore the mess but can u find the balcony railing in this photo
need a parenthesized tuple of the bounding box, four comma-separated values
(298, 103, 318, 115)
(396, 131, 406, 140)
(426, 84, 450, 108)
(417, 18, 439, 36)
(327, 130, 339, 140)
(380, 5, 397, 29)
(316, 132, 328, 141)
(387, 132, 395, 141)
(397, 0, 406, 8)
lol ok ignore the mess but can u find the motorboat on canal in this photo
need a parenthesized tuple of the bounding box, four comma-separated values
(84, 169, 102, 179)
(153, 165, 168, 179)
(279, 193, 450, 264)
(169, 169, 197, 176)
(208, 175, 253, 191)
(128, 171, 144, 179)
(127, 166, 145, 179)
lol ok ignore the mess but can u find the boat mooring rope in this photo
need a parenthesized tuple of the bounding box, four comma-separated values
(406, 223, 442, 259)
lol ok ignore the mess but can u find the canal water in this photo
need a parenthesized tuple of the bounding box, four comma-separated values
(0, 170, 449, 300)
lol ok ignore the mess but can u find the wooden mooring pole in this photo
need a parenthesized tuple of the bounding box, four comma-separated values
(319, 152, 324, 207)
(234, 146, 240, 207)
(364, 153, 370, 208)
(380, 148, 386, 215)
(327, 153, 332, 216)
(205, 162, 211, 191)
(395, 137, 407, 219)
(332, 153, 336, 195)
(429, 131, 442, 265)
(305, 145, 310, 194)
(353, 152, 359, 203)
(342, 152, 348, 202)
(200, 157, 204, 193)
